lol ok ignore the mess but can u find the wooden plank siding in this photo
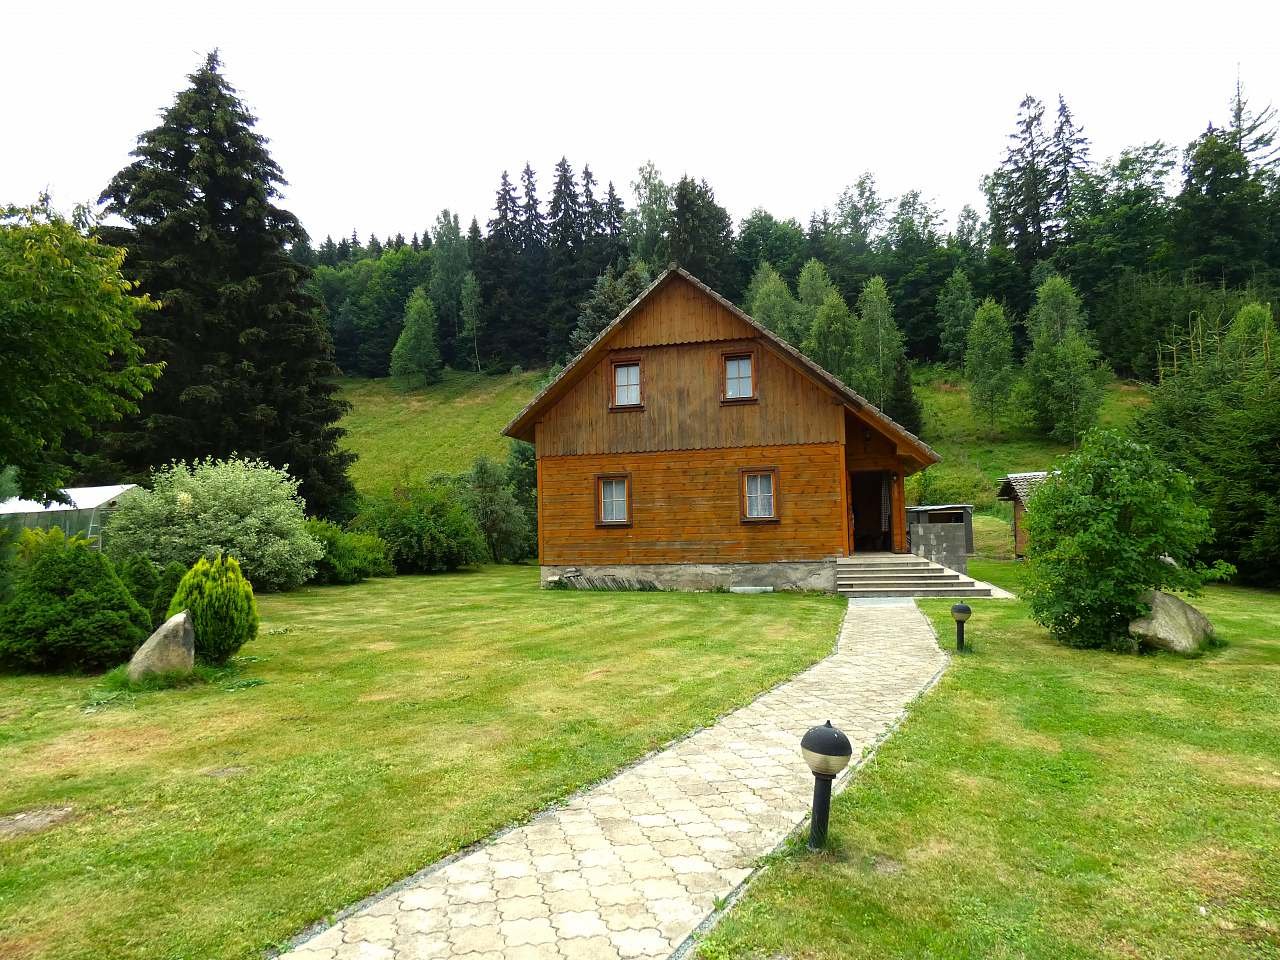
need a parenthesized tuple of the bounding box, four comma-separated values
(539, 444, 846, 565)
(535, 338, 844, 458)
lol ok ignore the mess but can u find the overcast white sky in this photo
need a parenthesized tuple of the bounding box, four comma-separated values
(4, 1, 1278, 242)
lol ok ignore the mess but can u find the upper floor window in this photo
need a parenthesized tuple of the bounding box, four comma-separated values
(723, 351, 756, 403)
(741, 468, 778, 521)
(612, 359, 641, 408)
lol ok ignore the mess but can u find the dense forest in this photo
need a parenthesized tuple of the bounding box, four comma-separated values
(300, 86, 1280, 386)
(3, 53, 1276, 578)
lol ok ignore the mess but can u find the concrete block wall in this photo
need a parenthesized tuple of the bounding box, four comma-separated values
(909, 522, 968, 574)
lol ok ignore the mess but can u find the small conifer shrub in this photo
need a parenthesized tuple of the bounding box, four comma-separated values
(168, 554, 259, 665)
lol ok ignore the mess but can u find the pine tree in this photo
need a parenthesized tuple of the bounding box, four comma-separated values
(1173, 127, 1268, 285)
(1022, 275, 1107, 442)
(477, 171, 523, 364)
(1047, 95, 1090, 247)
(390, 286, 442, 383)
(291, 236, 317, 266)
(744, 262, 802, 345)
(993, 95, 1054, 272)
(801, 288, 855, 382)
(666, 176, 738, 297)
(459, 271, 483, 372)
(429, 209, 469, 366)
(93, 51, 354, 517)
(603, 181, 628, 265)
(367, 234, 383, 258)
(936, 268, 977, 366)
(965, 298, 1016, 435)
(579, 163, 608, 281)
(885, 354, 923, 435)
(410, 232, 421, 252)
(569, 261, 653, 353)
(545, 157, 585, 359)
(852, 277, 906, 410)
(517, 163, 549, 357)
(318, 235, 339, 266)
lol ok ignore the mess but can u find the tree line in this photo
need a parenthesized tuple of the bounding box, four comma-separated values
(3, 51, 1278, 530)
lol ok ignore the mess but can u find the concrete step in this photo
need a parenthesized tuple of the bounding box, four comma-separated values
(839, 585, 993, 598)
(837, 562, 936, 572)
(839, 576, 973, 589)
(837, 557, 933, 567)
(839, 570, 962, 578)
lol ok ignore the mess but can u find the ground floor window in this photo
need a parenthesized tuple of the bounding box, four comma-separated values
(596, 474, 631, 525)
(740, 468, 778, 521)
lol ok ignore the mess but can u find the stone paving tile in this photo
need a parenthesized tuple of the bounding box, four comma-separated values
(278, 598, 944, 960)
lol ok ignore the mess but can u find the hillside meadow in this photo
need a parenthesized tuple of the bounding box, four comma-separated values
(336, 367, 1150, 508)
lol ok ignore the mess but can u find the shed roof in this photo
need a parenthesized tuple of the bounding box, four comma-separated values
(996, 472, 1050, 503)
(502, 265, 940, 468)
(0, 484, 137, 516)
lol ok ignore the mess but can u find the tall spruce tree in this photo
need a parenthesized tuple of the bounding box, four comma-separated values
(602, 181, 629, 266)
(1173, 127, 1268, 285)
(94, 52, 354, 517)
(569, 261, 653, 354)
(516, 163, 549, 358)
(477, 172, 523, 364)
(1047, 95, 1090, 247)
(993, 95, 1054, 273)
(545, 157, 586, 359)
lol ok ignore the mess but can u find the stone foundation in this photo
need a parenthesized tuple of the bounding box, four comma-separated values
(540, 561, 836, 592)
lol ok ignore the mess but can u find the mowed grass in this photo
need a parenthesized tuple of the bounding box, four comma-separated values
(0, 567, 844, 960)
(337, 368, 546, 492)
(697, 562, 1280, 960)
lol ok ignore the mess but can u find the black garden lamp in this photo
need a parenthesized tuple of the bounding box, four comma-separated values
(951, 602, 972, 651)
(800, 720, 852, 850)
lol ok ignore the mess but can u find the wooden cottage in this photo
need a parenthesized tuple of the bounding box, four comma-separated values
(503, 267, 940, 591)
(996, 471, 1050, 558)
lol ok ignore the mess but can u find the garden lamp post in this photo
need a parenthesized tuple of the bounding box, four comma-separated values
(951, 602, 972, 651)
(800, 720, 852, 850)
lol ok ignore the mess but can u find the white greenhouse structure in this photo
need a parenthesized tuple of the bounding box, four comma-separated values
(0, 484, 138, 545)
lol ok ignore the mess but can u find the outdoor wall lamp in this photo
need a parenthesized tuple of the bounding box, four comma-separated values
(951, 602, 972, 651)
(800, 720, 852, 850)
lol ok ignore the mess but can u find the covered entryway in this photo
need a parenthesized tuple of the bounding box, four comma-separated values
(849, 470, 894, 552)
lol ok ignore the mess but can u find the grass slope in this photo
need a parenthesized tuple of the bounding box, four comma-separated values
(0, 568, 843, 960)
(338, 369, 545, 493)
(697, 566, 1280, 960)
(911, 370, 1150, 511)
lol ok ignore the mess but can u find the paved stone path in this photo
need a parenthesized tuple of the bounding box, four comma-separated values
(281, 599, 946, 960)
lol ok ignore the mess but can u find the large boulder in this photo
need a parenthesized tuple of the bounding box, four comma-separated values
(1129, 591, 1215, 654)
(126, 610, 195, 681)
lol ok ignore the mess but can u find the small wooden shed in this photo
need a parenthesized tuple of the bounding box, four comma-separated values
(996, 472, 1049, 558)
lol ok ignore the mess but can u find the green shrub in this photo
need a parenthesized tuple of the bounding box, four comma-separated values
(151, 560, 188, 629)
(353, 483, 487, 574)
(167, 554, 259, 665)
(1024, 430, 1233, 650)
(0, 539, 149, 672)
(104, 457, 324, 591)
(118, 556, 160, 615)
(305, 519, 394, 584)
(15, 527, 93, 565)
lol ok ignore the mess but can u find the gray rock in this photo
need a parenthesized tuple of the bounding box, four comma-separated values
(127, 610, 195, 681)
(1129, 590, 1215, 654)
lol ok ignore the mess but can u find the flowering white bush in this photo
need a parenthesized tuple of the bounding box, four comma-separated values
(105, 457, 323, 591)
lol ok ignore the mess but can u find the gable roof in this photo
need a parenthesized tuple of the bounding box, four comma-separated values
(0, 484, 137, 515)
(996, 472, 1050, 503)
(502, 265, 940, 466)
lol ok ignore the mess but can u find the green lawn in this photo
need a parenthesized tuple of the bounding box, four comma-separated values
(337, 368, 546, 493)
(697, 562, 1280, 960)
(0, 567, 844, 960)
